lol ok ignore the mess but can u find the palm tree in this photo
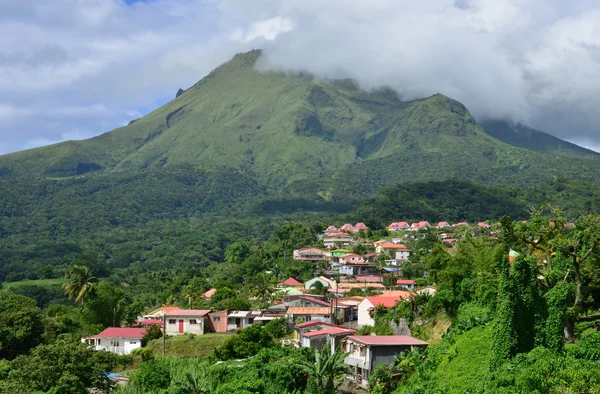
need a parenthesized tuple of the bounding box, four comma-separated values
(297, 346, 349, 394)
(62, 265, 99, 305)
(251, 273, 276, 302)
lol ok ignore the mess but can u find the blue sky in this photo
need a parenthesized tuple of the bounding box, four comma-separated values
(1, 0, 600, 154)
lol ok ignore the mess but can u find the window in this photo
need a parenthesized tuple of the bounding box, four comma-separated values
(168, 319, 176, 324)
(248, 318, 254, 324)
(189, 319, 197, 325)
(97, 339, 101, 345)
(130, 341, 137, 345)
(214, 317, 220, 322)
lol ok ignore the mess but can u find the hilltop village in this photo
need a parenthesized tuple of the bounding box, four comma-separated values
(84, 219, 498, 388)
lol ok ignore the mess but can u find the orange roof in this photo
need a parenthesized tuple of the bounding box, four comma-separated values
(203, 288, 217, 298)
(147, 306, 182, 315)
(287, 307, 332, 315)
(379, 243, 407, 249)
(365, 296, 406, 308)
(396, 279, 416, 285)
(381, 290, 412, 298)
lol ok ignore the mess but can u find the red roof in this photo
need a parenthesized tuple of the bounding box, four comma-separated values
(365, 296, 406, 308)
(303, 327, 355, 337)
(165, 309, 211, 317)
(396, 279, 416, 285)
(442, 239, 457, 243)
(93, 327, 147, 339)
(282, 277, 303, 286)
(300, 296, 330, 306)
(346, 335, 428, 346)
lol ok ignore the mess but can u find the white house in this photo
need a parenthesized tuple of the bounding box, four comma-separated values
(164, 309, 211, 336)
(323, 232, 353, 248)
(357, 295, 410, 327)
(82, 327, 147, 355)
(396, 279, 416, 290)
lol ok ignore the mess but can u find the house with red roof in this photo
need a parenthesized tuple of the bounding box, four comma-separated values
(164, 309, 211, 335)
(436, 221, 450, 228)
(340, 223, 355, 232)
(82, 327, 147, 355)
(477, 222, 490, 228)
(323, 225, 339, 234)
(387, 222, 411, 231)
(357, 294, 410, 327)
(396, 279, 416, 290)
(344, 335, 428, 388)
(410, 221, 431, 230)
(279, 277, 304, 289)
(338, 253, 364, 265)
(354, 223, 369, 232)
(301, 326, 356, 352)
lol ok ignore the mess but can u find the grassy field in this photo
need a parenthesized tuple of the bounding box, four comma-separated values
(148, 333, 231, 358)
(3, 278, 65, 289)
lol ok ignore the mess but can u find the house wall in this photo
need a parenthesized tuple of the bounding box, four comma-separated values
(292, 314, 331, 323)
(226, 316, 255, 331)
(357, 300, 375, 327)
(372, 345, 421, 369)
(208, 311, 228, 333)
(92, 337, 142, 355)
(395, 251, 411, 260)
(304, 335, 328, 350)
(165, 316, 205, 335)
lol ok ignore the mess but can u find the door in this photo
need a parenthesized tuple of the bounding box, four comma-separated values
(235, 318, 241, 328)
(178, 319, 184, 334)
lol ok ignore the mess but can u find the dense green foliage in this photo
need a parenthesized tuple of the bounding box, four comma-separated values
(0, 339, 125, 393)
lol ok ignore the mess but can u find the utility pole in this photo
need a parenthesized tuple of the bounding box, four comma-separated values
(162, 313, 166, 358)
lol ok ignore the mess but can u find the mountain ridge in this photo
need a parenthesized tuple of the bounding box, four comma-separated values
(1, 50, 599, 198)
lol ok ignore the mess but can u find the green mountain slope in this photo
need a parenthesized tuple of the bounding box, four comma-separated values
(1, 49, 599, 196)
(481, 119, 598, 155)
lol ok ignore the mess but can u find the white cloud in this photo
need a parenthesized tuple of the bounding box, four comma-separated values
(1, 0, 600, 154)
(230, 17, 293, 42)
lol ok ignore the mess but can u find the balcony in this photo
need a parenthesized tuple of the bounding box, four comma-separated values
(344, 355, 369, 370)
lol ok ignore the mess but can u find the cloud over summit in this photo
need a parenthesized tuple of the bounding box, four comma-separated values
(0, 0, 599, 153)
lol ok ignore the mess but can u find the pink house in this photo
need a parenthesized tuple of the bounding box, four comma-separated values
(354, 223, 369, 232)
(340, 223, 355, 232)
(411, 221, 430, 230)
(436, 221, 450, 228)
(387, 222, 410, 231)
(324, 226, 339, 234)
(477, 222, 490, 228)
